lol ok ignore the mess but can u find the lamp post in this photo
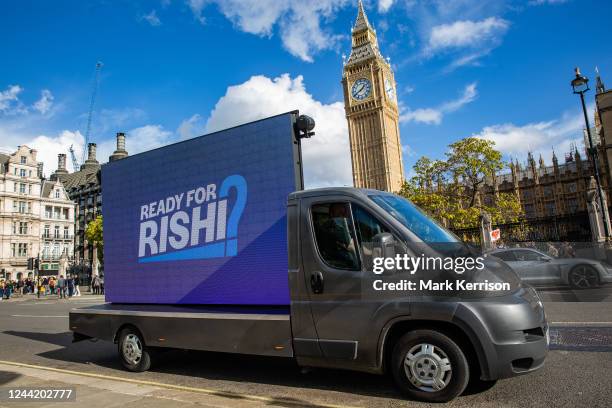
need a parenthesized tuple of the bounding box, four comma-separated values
(571, 67, 610, 239)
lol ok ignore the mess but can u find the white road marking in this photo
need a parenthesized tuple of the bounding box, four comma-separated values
(10, 315, 67, 318)
(550, 321, 612, 326)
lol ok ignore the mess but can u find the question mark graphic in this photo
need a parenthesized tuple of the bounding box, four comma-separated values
(220, 174, 247, 256)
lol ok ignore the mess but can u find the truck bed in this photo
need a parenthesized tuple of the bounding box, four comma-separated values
(70, 304, 293, 357)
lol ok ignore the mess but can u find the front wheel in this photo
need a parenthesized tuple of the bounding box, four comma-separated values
(118, 328, 152, 372)
(391, 329, 469, 403)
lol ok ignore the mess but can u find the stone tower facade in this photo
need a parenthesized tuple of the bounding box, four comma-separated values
(342, 0, 404, 192)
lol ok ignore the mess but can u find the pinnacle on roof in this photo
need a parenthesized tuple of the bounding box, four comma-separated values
(596, 66, 606, 94)
(353, 0, 372, 32)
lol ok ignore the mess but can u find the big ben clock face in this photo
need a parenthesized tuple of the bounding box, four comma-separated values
(351, 78, 372, 100)
(385, 78, 396, 102)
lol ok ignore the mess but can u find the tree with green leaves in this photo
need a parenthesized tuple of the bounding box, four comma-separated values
(400, 137, 523, 229)
(85, 215, 103, 263)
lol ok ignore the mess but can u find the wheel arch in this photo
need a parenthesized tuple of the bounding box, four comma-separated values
(378, 318, 489, 380)
(113, 323, 144, 344)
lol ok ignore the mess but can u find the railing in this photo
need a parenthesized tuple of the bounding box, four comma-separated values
(42, 234, 74, 240)
(451, 211, 592, 244)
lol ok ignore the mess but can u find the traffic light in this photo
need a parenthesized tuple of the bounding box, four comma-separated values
(27, 258, 34, 270)
(34, 258, 40, 269)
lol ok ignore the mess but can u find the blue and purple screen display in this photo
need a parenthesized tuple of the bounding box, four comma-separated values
(103, 113, 298, 305)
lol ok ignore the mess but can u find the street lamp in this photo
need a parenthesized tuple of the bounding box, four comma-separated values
(571, 67, 610, 239)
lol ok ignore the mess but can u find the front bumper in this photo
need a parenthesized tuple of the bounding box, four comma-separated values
(456, 286, 549, 380)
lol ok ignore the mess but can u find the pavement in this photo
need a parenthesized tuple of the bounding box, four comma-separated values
(0, 288, 611, 408)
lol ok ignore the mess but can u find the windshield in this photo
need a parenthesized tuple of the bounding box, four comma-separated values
(369, 194, 459, 243)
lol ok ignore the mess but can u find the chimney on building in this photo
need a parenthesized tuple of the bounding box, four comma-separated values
(37, 162, 44, 179)
(56, 154, 68, 174)
(109, 132, 129, 162)
(88, 143, 97, 161)
(51, 153, 68, 181)
(80, 142, 100, 171)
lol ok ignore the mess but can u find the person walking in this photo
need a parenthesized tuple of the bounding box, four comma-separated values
(99, 275, 105, 295)
(16, 279, 24, 296)
(67, 275, 74, 298)
(36, 277, 43, 299)
(74, 275, 81, 297)
(92, 275, 100, 295)
(57, 275, 66, 299)
(49, 277, 55, 295)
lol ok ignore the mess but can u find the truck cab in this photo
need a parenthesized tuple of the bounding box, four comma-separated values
(286, 187, 548, 402)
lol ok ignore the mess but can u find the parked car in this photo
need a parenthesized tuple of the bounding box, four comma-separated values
(490, 248, 612, 289)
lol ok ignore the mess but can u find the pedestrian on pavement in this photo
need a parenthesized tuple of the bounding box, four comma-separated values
(99, 275, 105, 295)
(67, 275, 74, 297)
(36, 277, 44, 299)
(0, 279, 5, 300)
(74, 275, 81, 297)
(57, 275, 66, 299)
(49, 277, 55, 295)
(92, 276, 100, 295)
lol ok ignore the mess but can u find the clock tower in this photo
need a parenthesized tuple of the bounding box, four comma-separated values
(342, 0, 404, 192)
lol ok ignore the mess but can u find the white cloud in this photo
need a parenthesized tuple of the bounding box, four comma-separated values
(33, 89, 54, 114)
(0, 85, 24, 113)
(187, 0, 207, 24)
(427, 17, 509, 53)
(142, 9, 162, 26)
(26, 130, 85, 174)
(400, 82, 478, 125)
(440, 82, 477, 111)
(187, 0, 347, 62)
(205, 73, 351, 187)
(472, 105, 591, 163)
(177, 113, 205, 139)
(97, 125, 174, 164)
(529, 0, 568, 5)
(401, 108, 442, 125)
(378, 0, 395, 13)
(212, 0, 287, 35)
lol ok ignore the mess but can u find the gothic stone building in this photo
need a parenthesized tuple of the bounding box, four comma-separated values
(474, 72, 612, 241)
(342, 1, 404, 192)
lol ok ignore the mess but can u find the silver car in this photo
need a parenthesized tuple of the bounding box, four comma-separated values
(490, 248, 612, 289)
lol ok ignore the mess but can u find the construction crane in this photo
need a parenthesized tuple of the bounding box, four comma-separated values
(68, 145, 79, 171)
(70, 61, 103, 170)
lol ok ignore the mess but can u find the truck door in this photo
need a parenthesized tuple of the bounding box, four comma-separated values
(300, 197, 394, 361)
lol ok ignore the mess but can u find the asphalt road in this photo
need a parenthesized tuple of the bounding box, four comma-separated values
(0, 293, 611, 408)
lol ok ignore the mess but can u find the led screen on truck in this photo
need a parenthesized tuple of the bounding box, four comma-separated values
(102, 112, 301, 305)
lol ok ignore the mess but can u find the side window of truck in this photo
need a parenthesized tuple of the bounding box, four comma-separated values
(351, 205, 392, 270)
(311, 203, 360, 270)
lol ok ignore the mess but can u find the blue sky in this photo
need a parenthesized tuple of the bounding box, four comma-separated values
(1, 0, 611, 187)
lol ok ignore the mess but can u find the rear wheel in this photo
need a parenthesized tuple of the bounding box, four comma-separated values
(118, 327, 152, 372)
(391, 329, 469, 403)
(569, 265, 600, 289)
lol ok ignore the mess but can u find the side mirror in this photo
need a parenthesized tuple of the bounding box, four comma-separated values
(373, 232, 396, 261)
(539, 256, 551, 262)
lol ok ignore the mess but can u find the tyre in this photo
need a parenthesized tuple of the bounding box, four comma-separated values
(391, 329, 469, 403)
(118, 327, 152, 372)
(568, 265, 600, 289)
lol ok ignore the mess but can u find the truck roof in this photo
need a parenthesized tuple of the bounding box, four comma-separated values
(289, 187, 391, 200)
